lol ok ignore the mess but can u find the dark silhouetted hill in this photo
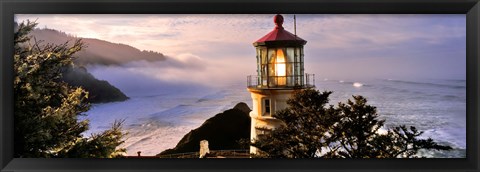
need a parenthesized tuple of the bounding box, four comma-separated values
(30, 28, 166, 65)
(158, 102, 251, 155)
(62, 66, 129, 103)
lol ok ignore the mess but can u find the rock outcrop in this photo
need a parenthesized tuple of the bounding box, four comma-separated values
(158, 102, 251, 155)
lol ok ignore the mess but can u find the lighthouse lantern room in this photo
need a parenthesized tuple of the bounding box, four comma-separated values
(247, 14, 315, 154)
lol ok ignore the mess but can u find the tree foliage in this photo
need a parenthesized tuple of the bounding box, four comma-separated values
(14, 21, 126, 158)
(251, 88, 452, 158)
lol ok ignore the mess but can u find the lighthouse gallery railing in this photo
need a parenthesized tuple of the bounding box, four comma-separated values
(247, 73, 315, 89)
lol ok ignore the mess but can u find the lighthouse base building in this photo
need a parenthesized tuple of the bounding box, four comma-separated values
(248, 89, 296, 154)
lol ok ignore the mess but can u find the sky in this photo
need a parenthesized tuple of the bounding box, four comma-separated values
(15, 14, 466, 90)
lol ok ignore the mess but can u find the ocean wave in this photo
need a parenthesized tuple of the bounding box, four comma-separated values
(420, 128, 466, 149)
(353, 82, 363, 87)
(444, 79, 466, 83)
(442, 95, 464, 101)
(333, 80, 368, 87)
(387, 79, 465, 89)
(197, 91, 227, 103)
(149, 104, 192, 119)
(417, 148, 466, 158)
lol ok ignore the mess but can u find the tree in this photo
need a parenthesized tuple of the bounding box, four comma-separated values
(14, 21, 126, 158)
(251, 90, 339, 158)
(251, 88, 452, 158)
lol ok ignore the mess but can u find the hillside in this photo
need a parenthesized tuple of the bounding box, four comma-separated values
(30, 28, 167, 65)
(62, 66, 129, 103)
(25, 27, 167, 103)
(158, 102, 251, 156)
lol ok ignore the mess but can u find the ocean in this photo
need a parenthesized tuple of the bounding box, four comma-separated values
(82, 78, 466, 158)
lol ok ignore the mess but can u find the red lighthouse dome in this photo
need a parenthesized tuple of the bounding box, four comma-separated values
(253, 14, 306, 47)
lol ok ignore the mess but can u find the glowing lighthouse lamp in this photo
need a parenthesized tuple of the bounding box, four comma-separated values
(247, 14, 315, 154)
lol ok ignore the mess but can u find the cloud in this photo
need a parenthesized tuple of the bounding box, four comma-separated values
(85, 51, 255, 97)
(299, 14, 465, 51)
(16, 14, 466, 81)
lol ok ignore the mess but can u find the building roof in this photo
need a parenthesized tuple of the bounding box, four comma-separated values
(254, 14, 307, 46)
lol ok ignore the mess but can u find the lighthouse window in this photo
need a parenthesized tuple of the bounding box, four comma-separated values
(264, 99, 271, 114)
(287, 47, 295, 63)
(260, 48, 268, 86)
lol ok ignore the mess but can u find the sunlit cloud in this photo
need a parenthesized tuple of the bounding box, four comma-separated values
(16, 14, 466, 85)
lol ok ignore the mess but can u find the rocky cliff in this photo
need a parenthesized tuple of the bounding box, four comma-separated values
(158, 102, 251, 155)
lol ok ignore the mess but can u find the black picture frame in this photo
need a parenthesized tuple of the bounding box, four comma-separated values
(1, 0, 479, 172)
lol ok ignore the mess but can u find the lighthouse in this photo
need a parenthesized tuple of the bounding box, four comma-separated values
(247, 14, 315, 154)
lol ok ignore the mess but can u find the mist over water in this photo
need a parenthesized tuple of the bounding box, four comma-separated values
(82, 64, 253, 155)
(81, 63, 466, 158)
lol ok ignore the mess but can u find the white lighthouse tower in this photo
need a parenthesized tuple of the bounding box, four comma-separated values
(247, 14, 315, 154)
